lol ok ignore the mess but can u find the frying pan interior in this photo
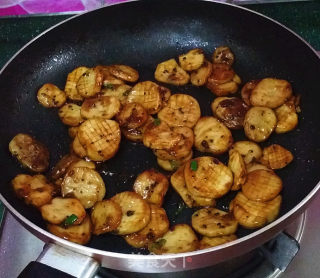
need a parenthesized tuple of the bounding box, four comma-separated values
(0, 0, 320, 254)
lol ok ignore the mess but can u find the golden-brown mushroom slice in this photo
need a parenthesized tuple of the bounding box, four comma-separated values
(231, 141, 262, 164)
(121, 115, 153, 142)
(148, 224, 199, 254)
(242, 169, 282, 202)
(207, 63, 234, 84)
(47, 215, 92, 245)
(142, 120, 182, 150)
(158, 94, 201, 128)
(101, 84, 132, 105)
(61, 167, 106, 209)
(76, 68, 103, 98)
(58, 103, 84, 127)
(199, 234, 237, 249)
(96, 65, 125, 87)
(194, 117, 233, 155)
(228, 149, 247, 191)
(9, 133, 49, 172)
(275, 97, 299, 134)
(209, 78, 241, 97)
(212, 46, 235, 66)
(250, 78, 292, 108)
(51, 157, 96, 188)
(153, 126, 194, 161)
(111, 191, 151, 235)
(12, 174, 54, 208)
(77, 118, 121, 161)
(192, 208, 238, 237)
(108, 64, 139, 83)
(170, 164, 216, 208)
(246, 162, 271, 173)
(116, 102, 148, 129)
(190, 60, 213, 86)
(184, 156, 233, 199)
(206, 64, 241, 96)
(64, 66, 88, 101)
(243, 107, 277, 142)
(40, 197, 86, 225)
(259, 144, 294, 169)
(72, 135, 87, 158)
(81, 95, 120, 119)
(126, 81, 170, 114)
(133, 169, 169, 207)
(241, 80, 259, 106)
(125, 204, 169, 248)
(91, 200, 122, 235)
(232, 192, 282, 229)
(178, 48, 205, 71)
(37, 83, 66, 108)
(50, 154, 81, 181)
(154, 58, 190, 86)
(211, 97, 249, 129)
(157, 151, 193, 172)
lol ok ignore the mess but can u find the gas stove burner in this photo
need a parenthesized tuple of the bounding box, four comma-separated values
(0, 205, 311, 278)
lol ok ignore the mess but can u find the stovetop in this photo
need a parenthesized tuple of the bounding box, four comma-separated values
(1, 191, 320, 278)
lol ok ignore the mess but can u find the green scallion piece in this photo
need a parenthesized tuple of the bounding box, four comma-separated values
(190, 160, 198, 171)
(154, 118, 161, 126)
(62, 214, 78, 228)
(169, 160, 178, 170)
(104, 83, 114, 90)
(150, 238, 166, 251)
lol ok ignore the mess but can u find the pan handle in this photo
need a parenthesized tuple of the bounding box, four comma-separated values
(259, 232, 300, 273)
(18, 243, 100, 278)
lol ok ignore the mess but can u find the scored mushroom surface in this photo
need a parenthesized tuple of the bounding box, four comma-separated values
(232, 192, 282, 229)
(184, 156, 233, 199)
(171, 164, 216, 208)
(77, 118, 121, 161)
(64, 66, 89, 101)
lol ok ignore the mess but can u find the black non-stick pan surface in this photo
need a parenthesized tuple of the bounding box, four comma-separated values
(0, 0, 320, 255)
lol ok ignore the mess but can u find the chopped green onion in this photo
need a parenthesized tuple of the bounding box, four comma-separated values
(62, 214, 78, 228)
(150, 238, 166, 251)
(169, 160, 179, 171)
(104, 83, 114, 90)
(154, 118, 161, 126)
(190, 160, 198, 171)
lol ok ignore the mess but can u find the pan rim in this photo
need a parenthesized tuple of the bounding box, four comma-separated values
(1, 0, 320, 262)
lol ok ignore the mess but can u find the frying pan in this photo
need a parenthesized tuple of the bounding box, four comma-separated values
(1, 0, 320, 276)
